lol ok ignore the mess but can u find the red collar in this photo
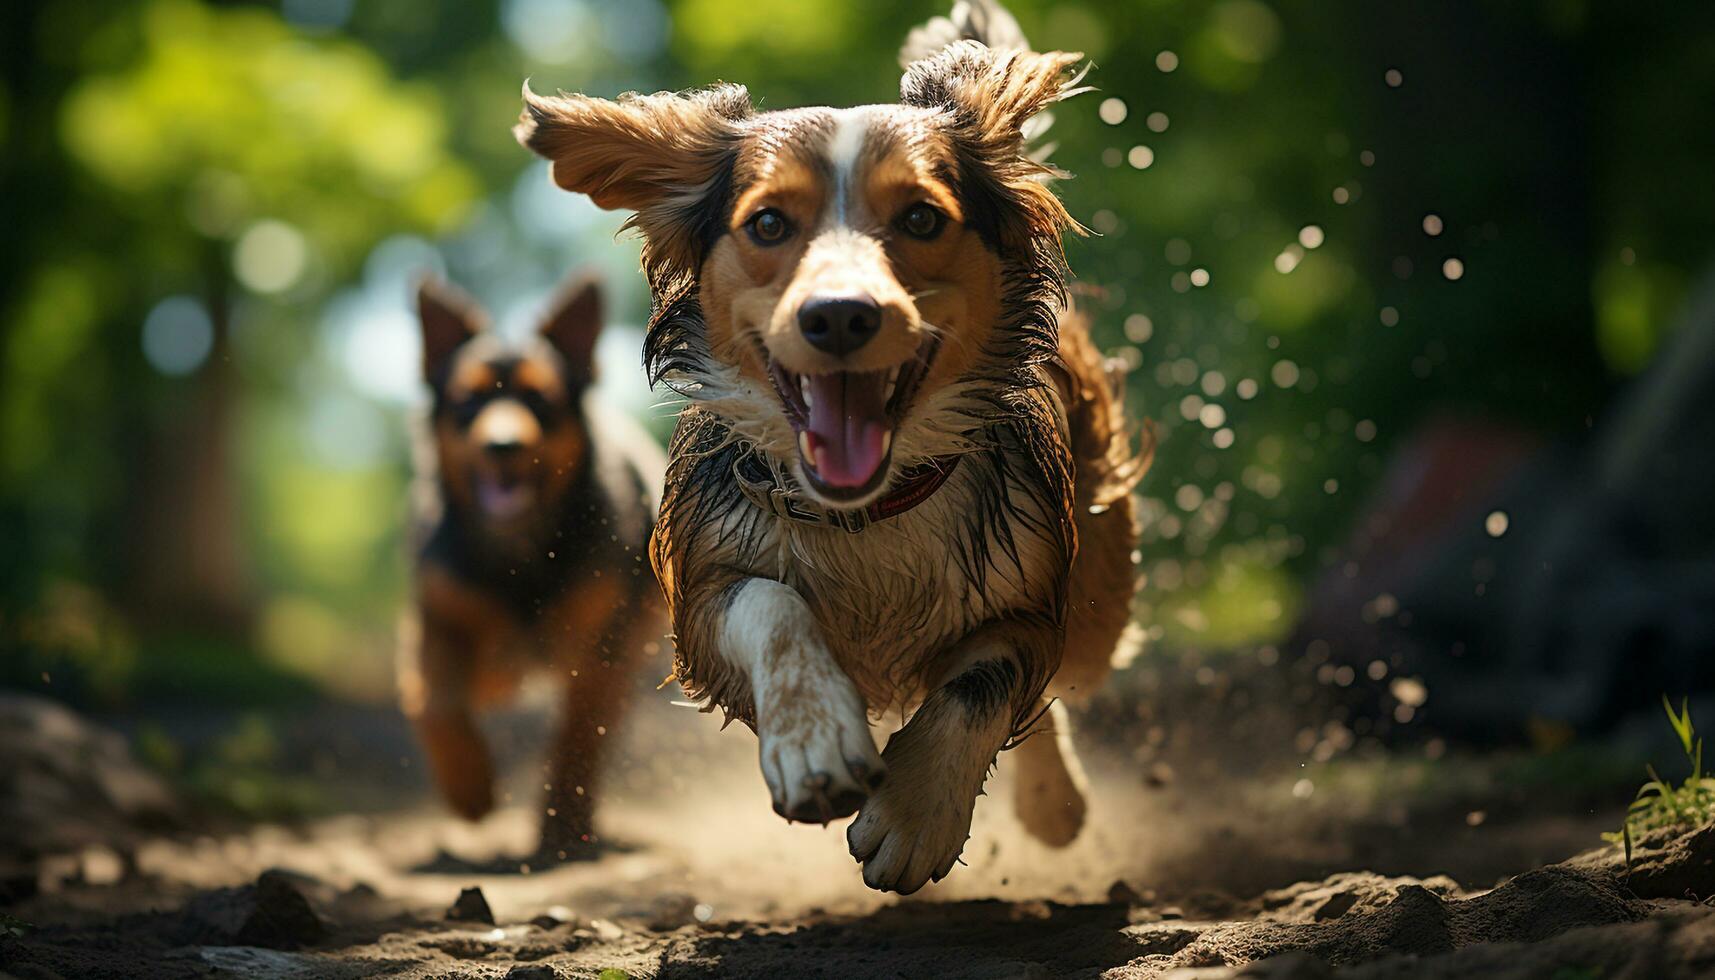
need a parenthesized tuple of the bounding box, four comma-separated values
(864, 456, 962, 522)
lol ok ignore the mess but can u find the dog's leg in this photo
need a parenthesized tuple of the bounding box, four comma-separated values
(720, 578, 885, 822)
(399, 618, 495, 822)
(847, 619, 1049, 893)
(1010, 698, 1088, 846)
(539, 650, 631, 858)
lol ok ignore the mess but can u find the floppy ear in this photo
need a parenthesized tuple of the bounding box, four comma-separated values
(514, 83, 753, 282)
(417, 276, 486, 381)
(539, 275, 603, 383)
(901, 41, 1087, 251)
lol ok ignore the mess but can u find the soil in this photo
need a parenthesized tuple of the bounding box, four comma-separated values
(3, 676, 1713, 980)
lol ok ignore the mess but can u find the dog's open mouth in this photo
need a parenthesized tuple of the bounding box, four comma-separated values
(476, 472, 535, 521)
(768, 340, 938, 502)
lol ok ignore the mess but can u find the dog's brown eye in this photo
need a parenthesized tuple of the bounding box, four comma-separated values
(899, 203, 945, 240)
(747, 208, 791, 245)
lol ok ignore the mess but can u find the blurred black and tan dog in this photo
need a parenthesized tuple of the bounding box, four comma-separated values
(398, 274, 665, 859)
(514, 0, 1147, 893)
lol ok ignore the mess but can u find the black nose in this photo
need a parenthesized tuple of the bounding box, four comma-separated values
(798, 295, 881, 356)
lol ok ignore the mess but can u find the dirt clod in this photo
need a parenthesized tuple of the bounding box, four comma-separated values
(1109, 879, 1147, 905)
(171, 867, 326, 950)
(1621, 823, 1715, 900)
(447, 886, 495, 925)
(235, 869, 326, 949)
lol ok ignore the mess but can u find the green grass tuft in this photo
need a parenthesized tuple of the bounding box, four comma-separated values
(1, 911, 33, 937)
(1603, 695, 1715, 846)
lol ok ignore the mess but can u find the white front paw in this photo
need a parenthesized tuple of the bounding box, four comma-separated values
(757, 673, 883, 824)
(846, 774, 975, 894)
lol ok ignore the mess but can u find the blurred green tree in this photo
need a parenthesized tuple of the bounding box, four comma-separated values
(2, 0, 476, 645)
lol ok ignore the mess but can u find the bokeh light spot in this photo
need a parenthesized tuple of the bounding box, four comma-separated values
(1124, 313, 1154, 343)
(141, 296, 215, 377)
(502, 0, 593, 64)
(233, 220, 308, 294)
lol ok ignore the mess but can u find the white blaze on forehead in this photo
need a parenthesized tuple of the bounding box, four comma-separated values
(827, 110, 871, 227)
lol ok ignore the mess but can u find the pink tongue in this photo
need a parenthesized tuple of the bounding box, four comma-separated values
(803, 372, 890, 488)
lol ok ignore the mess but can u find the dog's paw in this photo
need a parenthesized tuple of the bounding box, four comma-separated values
(446, 780, 495, 823)
(1014, 775, 1086, 847)
(1011, 725, 1089, 848)
(415, 713, 496, 821)
(758, 675, 884, 824)
(846, 776, 975, 894)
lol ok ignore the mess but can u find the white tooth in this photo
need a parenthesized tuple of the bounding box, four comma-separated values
(798, 431, 814, 461)
(800, 375, 814, 408)
(880, 430, 893, 456)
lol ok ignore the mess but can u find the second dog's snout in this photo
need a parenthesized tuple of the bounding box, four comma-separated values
(471, 400, 540, 456)
(798, 295, 881, 356)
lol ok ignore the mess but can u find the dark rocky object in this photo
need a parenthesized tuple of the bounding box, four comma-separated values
(447, 886, 495, 925)
(0, 695, 182, 864)
(193, 871, 324, 954)
(1619, 823, 1715, 900)
(235, 869, 327, 949)
(642, 893, 698, 932)
(1109, 879, 1147, 905)
(173, 868, 326, 950)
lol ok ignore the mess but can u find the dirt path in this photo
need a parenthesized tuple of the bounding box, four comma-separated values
(4, 687, 1713, 978)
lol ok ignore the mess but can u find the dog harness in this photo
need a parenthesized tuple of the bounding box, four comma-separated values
(733, 452, 963, 534)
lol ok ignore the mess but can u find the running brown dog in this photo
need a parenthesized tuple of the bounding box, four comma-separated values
(398, 274, 666, 859)
(515, 0, 1146, 891)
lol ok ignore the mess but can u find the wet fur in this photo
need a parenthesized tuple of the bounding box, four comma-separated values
(515, 0, 1146, 890)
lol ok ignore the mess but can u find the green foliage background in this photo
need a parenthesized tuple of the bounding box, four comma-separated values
(1, 0, 1711, 706)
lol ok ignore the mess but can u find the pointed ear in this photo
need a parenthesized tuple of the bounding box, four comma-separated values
(901, 41, 1087, 250)
(417, 276, 485, 381)
(539, 275, 603, 383)
(514, 83, 753, 281)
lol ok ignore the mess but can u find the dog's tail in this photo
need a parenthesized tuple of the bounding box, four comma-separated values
(899, 1, 1061, 153)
